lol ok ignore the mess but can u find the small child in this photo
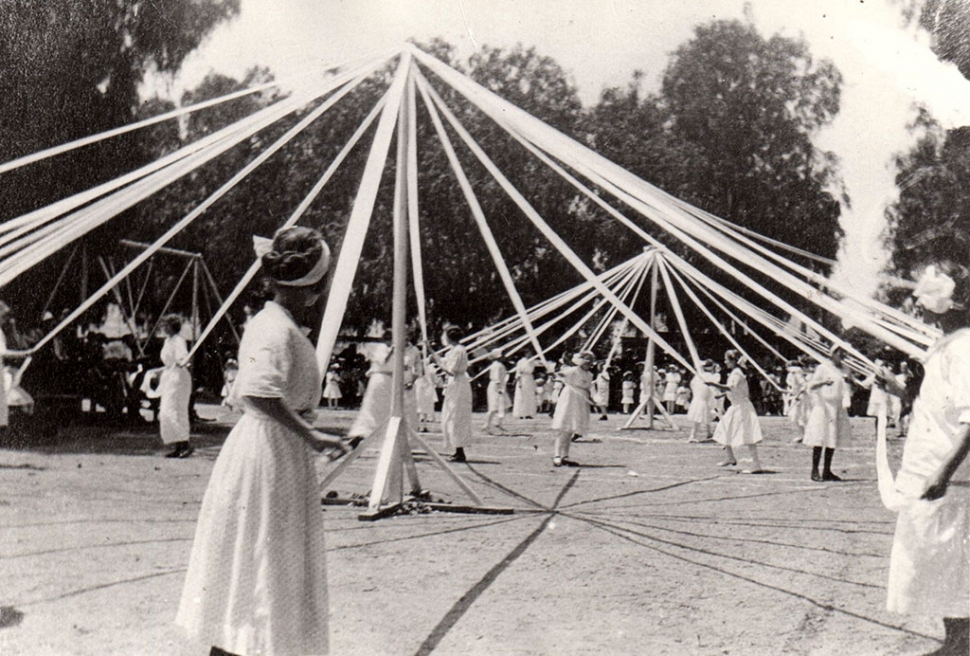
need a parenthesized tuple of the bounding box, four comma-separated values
(220, 358, 238, 409)
(675, 381, 690, 413)
(322, 364, 343, 409)
(621, 371, 635, 414)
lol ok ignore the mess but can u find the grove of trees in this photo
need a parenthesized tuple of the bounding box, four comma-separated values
(8, 3, 952, 359)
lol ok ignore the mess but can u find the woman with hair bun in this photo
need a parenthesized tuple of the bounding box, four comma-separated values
(158, 314, 193, 458)
(886, 261, 970, 656)
(177, 226, 349, 656)
(429, 325, 472, 462)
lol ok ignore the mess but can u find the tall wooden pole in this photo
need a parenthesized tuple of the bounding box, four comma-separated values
(644, 250, 659, 429)
(368, 60, 412, 511)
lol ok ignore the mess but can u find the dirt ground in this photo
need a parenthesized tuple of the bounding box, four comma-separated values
(0, 405, 949, 656)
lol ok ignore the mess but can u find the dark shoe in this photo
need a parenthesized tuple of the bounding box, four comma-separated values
(164, 443, 186, 458)
(811, 471, 822, 482)
(560, 458, 580, 467)
(347, 436, 364, 450)
(822, 472, 842, 482)
(177, 445, 195, 458)
(449, 452, 467, 463)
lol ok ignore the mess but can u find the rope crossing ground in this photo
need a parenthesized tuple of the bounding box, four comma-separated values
(0, 407, 946, 655)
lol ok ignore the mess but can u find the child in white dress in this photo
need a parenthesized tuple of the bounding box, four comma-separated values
(711, 351, 764, 473)
(551, 351, 594, 467)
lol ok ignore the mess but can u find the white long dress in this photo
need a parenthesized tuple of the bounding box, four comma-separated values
(662, 371, 681, 403)
(713, 367, 763, 447)
(176, 301, 328, 655)
(685, 374, 713, 424)
(512, 357, 537, 418)
(414, 361, 439, 416)
(887, 329, 970, 617)
(347, 345, 392, 439)
(158, 334, 191, 445)
(551, 366, 592, 436)
(592, 371, 610, 408)
(486, 360, 510, 415)
(802, 360, 850, 450)
(441, 345, 472, 450)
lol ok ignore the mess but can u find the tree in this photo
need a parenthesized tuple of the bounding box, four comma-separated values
(660, 19, 843, 262)
(0, 0, 239, 316)
(888, 118, 970, 278)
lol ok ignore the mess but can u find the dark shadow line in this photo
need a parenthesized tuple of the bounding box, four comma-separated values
(552, 470, 581, 509)
(1, 517, 195, 529)
(464, 464, 548, 510)
(329, 514, 536, 551)
(0, 536, 190, 561)
(413, 513, 554, 656)
(569, 512, 885, 559)
(20, 569, 185, 607)
(558, 475, 720, 510)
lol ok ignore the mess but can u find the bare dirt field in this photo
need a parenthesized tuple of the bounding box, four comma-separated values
(0, 406, 946, 655)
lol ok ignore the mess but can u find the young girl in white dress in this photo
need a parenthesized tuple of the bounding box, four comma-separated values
(177, 227, 349, 656)
(803, 347, 851, 482)
(621, 371, 636, 414)
(662, 366, 681, 414)
(551, 351, 594, 467)
(322, 364, 342, 408)
(686, 360, 715, 442)
(158, 314, 193, 458)
(591, 362, 610, 420)
(483, 349, 510, 433)
(346, 341, 393, 445)
(512, 351, 538, 418)
(711, 351, 764, 473)
(413, 356, 438, 430)
(430, 326, 472, 462)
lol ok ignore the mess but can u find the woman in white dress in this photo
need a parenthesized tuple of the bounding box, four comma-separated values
(591, 363, 610, 420)
(686, 360, 716, 442)
(177, 227, 349, 656)
(803, 347, 851, 482)
(512, 351, 538, 419)
(430, 326, 472, 462)
(786, 362, 809, 443)
(550, 351, 594, 467)
(346, 342, 393, 445)
(884, 263, 970, 655)
(663, 366, 682, 414)
(711, 351, 764, 473)
(483, 349, 510, 433)
(158, 315, 193, 458)
(413, 357, 438, 430)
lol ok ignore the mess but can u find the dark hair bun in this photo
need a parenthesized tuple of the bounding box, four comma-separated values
(262, 227, 324, 282)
